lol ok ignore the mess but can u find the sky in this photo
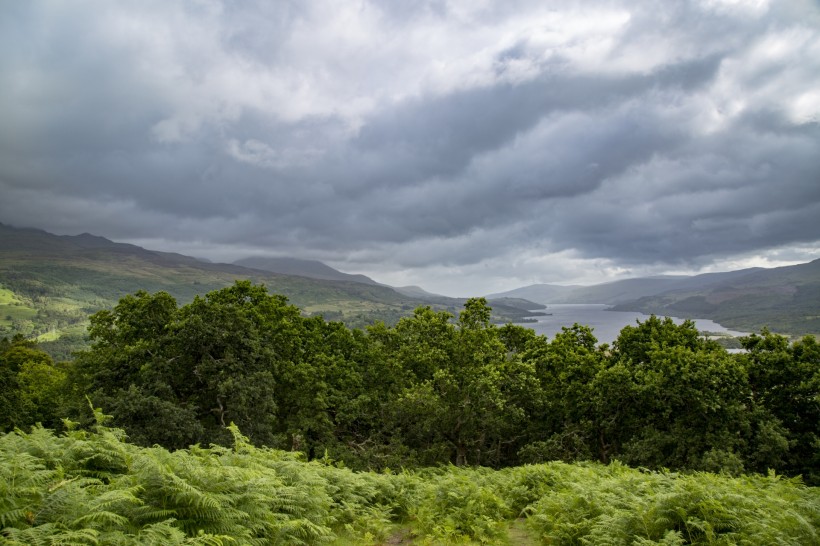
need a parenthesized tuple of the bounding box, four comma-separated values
(1, 0, 819, 297)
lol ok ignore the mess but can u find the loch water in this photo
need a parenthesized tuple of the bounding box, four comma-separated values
(520, 304, 748, 345)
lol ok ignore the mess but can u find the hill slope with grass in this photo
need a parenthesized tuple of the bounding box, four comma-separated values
(234, 255, 382, 285)
(0, 223, 534, 356)
(0, 224, 421, 352)
(610, 259, 820, 336)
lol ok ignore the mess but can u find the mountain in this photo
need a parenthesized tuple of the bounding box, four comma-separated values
(485, 284, 578, 302)
(487, 279, 690, 305)
(231, 256, 547, 321)
(488, 269, 767, 306)
(611, 260, 820, 336)
(234, 256, 380, 285)
(484, 297, 547, 313)
(233, 259, 468, 303)
(558, 277, 690, 305)
(490, 261, 820, 336)
(0, 223, 427, 356)
(392, 285, 446, 299)
(0, 223, 536, 357)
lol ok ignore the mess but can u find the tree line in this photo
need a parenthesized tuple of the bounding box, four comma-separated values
(2, 281, 818, 483)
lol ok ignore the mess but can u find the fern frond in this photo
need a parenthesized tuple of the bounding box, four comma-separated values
(2, 523, 101, 545)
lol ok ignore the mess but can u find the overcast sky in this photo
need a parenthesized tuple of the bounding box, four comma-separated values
(2, 0, 819, 296)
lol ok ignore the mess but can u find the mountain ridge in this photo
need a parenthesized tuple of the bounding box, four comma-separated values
(0, 223, 540, 356)
(3, 222, 818, 350)
(234, 256, 381, 286)
(489, 260, 820, 336)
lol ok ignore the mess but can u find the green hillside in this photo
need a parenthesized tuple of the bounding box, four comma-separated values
(611, 259, 820, 337)
(0, 224, 533, 356)
(489, 261, 820, 338)
(234, 255, 381, 285)
(0, 224, 416, 352)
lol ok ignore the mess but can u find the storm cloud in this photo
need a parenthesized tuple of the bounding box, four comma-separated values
(1, 0, 819, 295)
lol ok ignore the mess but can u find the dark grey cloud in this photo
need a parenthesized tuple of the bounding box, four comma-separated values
(1, 0, 819, 295)
(542, 113, 820, 265)
(349, 54, 719, 192)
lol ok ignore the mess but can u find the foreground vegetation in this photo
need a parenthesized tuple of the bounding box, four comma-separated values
(2, 414, 818, 545)
(2, 281, 820, 484)
(3, 281, 820, 543)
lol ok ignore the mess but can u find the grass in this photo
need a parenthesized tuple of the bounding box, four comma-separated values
(0, 286, 38, 332)
(34, 330, 61, 342)
(0, 287, 17, 304)
(504, 519, 541, 545)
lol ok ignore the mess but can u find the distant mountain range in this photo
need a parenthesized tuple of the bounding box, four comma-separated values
(487, 261, 820, 336)
(2, 222, 817, 359)
(234, 256, 382, 285)
(230, 254, 545, 322)
(486, 269, 765, 305)
(0, 223, 541, 356)
(233, 256, 441, 300)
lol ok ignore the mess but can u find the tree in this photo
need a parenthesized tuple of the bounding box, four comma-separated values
(73, 281, 372, 457)
(613, 315, 704, 365)
(0, 335, 67, 431)
(167, 282, 286, 446)
(71, 290, 196, 447)
(390, 299, 533, 466)
(741, 330, 820, 482)
(602, 317, 757, 472)
(518, 324, 605, 463)
(273, 315, 366, 458)
(75, 283, 294, 448)
(497, 323, 546, 355)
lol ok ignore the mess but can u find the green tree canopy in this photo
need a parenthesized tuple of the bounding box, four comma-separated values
(40, 283, 820, 482)
(0, 335, 66, 431)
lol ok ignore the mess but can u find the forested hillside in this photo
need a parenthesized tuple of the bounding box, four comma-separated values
(0, 224, 535, 358)
(612, 258, 820, 336)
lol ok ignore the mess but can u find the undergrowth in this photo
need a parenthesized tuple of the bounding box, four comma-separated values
(1, 413, 818, 545)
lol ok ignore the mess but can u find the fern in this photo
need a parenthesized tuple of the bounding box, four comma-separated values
(0, 434, 57, 528)
(2, 423, 818, 545)
(410, 467, 512, 543)
(522, 462, 820, 545)
(2, 524, 101, 545)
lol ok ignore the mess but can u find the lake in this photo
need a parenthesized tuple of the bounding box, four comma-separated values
(519, 304, 749, 345)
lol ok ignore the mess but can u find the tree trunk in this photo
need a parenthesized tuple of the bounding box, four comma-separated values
(214, 396, 227, 427)
(456, 444, 467, 466)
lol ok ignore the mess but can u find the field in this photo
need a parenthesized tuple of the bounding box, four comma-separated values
(0, 287, 38, 332)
